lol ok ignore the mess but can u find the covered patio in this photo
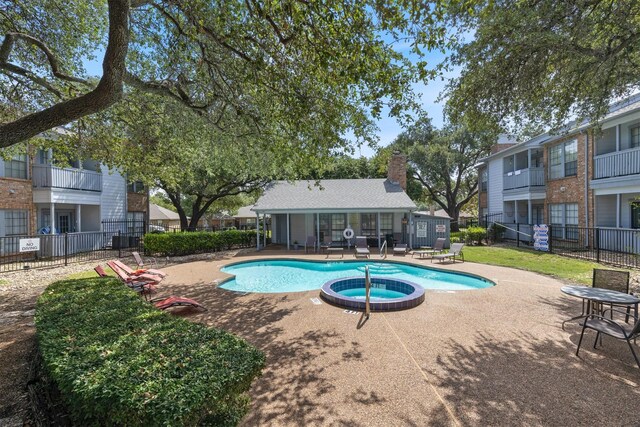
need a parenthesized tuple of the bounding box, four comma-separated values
(252, 179, 417, 251)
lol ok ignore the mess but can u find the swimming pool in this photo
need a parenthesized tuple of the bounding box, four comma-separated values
(219, 259, 493, 293)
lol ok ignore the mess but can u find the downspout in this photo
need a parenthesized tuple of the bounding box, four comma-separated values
(582, 130, 589, 232)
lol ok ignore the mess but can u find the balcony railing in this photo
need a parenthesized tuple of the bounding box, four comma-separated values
(594, 146, 640, 179)
(32, 164, 102, 192)
(503, 167, 545, 190)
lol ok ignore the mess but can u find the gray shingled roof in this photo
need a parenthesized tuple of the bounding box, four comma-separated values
(253, 179, 417, 212)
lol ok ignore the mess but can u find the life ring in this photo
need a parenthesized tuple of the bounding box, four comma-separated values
(343, 228, 354, 240)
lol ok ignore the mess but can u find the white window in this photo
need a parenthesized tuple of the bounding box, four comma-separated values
(631, 125, 640, 149)
(5, 210, 28, 236)
(548, 140, 577, 179)
(3, 154, 28, 179)
(549, 203, 578, 240)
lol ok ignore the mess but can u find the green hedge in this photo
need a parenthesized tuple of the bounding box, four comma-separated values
(464, 226, 487, 245)
(144, 230, 261, 256)
(36, 278, 265, 426)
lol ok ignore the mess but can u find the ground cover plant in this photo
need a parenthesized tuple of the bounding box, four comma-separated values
(462, 245, 607, 285)
(36, 277, 265, 426)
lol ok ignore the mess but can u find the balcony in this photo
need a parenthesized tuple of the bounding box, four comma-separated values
(594, 146, 640, 179)
(503, 167, 545, 190)
(32, 164, 102, 192)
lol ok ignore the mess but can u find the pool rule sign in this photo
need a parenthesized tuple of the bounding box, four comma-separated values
(533, 225, 549, 251)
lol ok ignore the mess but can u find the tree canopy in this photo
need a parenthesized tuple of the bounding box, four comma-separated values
(443, 0, 640, 133)
(392, 117, 494, 230)
(1, 0, 451, 149)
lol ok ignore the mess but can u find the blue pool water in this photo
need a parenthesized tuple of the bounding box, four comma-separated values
(338, 287, 407, 300)
(219, 260, 492, 293)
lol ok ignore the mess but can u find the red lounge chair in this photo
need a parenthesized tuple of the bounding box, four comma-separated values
(150, 296, 207, 311)
(106, 261, 158, 293)
(114, 259, 166, 280)
(94, 265, 109, 277)
(108, 260, 163, 284)
(132, 252, 166, 277)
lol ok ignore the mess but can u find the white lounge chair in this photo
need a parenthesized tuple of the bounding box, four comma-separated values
(354, 236, 370, 258)
(412, 238, 446, 259)
(432, 243, 464, 263)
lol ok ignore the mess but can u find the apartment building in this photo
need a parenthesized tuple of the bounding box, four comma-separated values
(478, 94, 640, 245)
(0, 147, 148, 242)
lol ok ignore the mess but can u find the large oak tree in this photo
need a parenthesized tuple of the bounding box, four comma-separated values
(443, 0, 640, 132)
(1, 0, 450, 150)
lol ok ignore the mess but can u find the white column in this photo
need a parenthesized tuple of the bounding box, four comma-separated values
(286, 213, 290, 250)
(527, 199, 532, 225)
(616, 194, 621, 228)
(256, 212, 260, 250)
(316, 213, 320, 248)
(377, 212, 381, 247)
(408, 212, 413, 248)
(76, 204, 82, 232)
(514, 200, 518, 223)
(263, 215, 266, 248)
(616, 125, 621, 151)
(50, 202, 55, 234)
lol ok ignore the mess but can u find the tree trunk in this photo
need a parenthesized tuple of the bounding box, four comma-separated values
(0, 0, 130, 148)
(449, 206, 461, 232)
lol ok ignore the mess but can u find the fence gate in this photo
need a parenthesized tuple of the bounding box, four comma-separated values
(412, 216, 450, 248)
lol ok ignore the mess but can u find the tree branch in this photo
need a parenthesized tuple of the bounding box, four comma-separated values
(0, 0, 130, 148)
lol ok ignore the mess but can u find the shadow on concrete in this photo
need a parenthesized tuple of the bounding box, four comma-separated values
(431, 332, 640, 425)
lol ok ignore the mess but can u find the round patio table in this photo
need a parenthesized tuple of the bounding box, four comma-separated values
(561, 285, 639, 329)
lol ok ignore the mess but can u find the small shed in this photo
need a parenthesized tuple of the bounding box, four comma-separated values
(411, 211, 451, 248)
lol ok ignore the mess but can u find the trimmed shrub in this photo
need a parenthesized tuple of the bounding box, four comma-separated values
(144, 230, 261, 256)
(450, 231, 465, 243)
(464, 226, 487, 245)
(36, 278, 265, 426)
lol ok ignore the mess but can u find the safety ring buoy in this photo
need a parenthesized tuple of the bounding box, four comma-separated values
(343, 228, 354, 240)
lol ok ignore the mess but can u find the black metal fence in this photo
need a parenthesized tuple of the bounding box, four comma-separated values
(484, 220, 640, 269)
(0, 220, 146, 273)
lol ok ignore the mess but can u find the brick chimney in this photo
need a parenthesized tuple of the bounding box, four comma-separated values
(387, 151, 407, 190)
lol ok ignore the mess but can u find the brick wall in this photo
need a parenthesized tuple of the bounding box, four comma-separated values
(0, 177, 37, 234)
(544, 133, 590, 227)
(387, 152, 407, 190)
(490, 143, 516, 154)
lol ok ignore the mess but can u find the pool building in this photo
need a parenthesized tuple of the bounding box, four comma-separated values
(252, 153, 450, 250)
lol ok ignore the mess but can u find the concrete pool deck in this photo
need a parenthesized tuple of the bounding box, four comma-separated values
(160, 251, 640, 426)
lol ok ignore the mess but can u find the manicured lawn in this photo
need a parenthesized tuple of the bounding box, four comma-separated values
(65, 268, 115, 280)
(463, 245, 608, 285)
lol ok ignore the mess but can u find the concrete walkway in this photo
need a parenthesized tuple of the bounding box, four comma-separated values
(160, 251, 640, 426)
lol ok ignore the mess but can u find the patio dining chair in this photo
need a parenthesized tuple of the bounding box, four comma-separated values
(593, 269, 633, 322)
(576, 308, 640, 369)
(305, 235, 317, 254)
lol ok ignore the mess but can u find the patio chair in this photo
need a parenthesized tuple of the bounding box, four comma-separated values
(393, 243, 409, 256)
(121, 252, 167, 279)
(132, 251, 166, 277)
(432, 243, 465, 263)
(107, 261, 161, 287)
(576, 308, 640, 369)
(150, 295, 207, 312)
(592, 269, 633, 322)
(94, 265, 109, 278)
(305, 235, 317, 254)
(319, 236, 331, 253)
(354, 236, 370, 258)
(104, 262, 157, 293)
(412, 238, 446, 258)
(112, 260, 166, 282)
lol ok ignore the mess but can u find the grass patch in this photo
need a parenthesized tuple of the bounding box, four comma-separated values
(462, 245, 611, 285)
(0, 279, 8, 286)
(64, 268, 115, 280)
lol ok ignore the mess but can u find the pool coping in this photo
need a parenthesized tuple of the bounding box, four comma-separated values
(217, 257, 496, 293)
(320, 276, 426, 312)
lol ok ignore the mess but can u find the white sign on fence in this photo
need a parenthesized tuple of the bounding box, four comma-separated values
(19, 238, 40, 252)
(435, 224, 446, 233)
(416, 222, 428, 238)
(533, 224, 549, 252)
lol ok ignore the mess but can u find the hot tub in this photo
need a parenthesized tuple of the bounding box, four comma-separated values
(320, 276, 425, 312)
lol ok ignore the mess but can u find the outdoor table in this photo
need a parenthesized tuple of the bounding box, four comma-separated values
(560, 285, 640, 330)
(325, 247, 344, 259)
